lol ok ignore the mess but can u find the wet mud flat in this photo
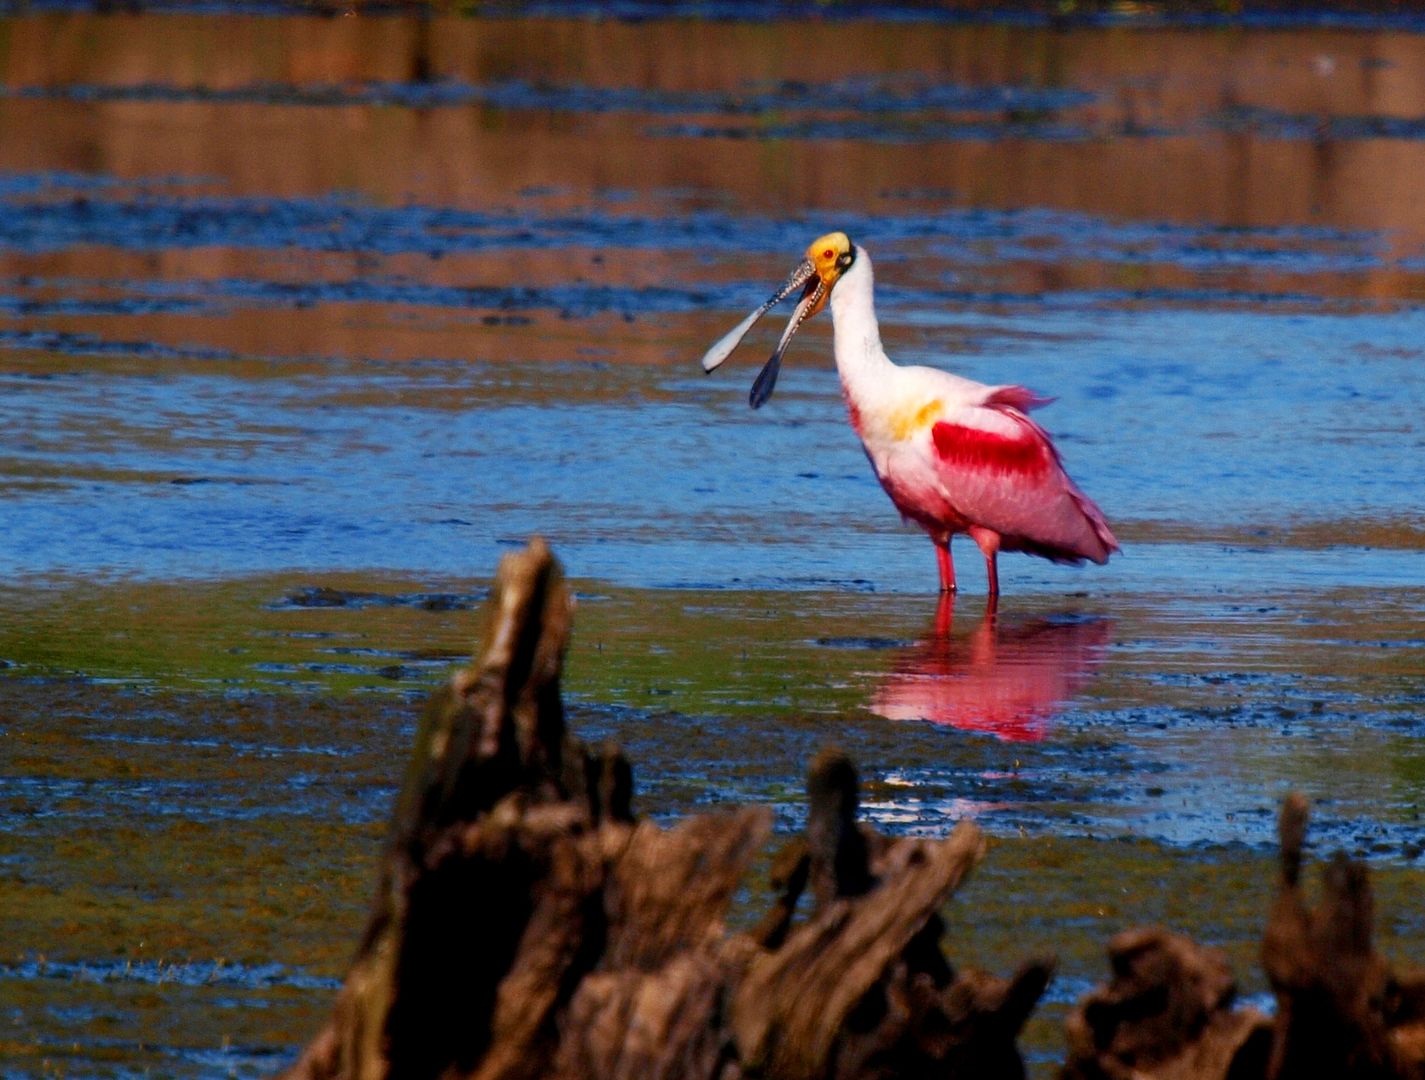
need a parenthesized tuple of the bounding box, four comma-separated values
(5, 574, 1425, 849)
(4, 572, 1425, 1076)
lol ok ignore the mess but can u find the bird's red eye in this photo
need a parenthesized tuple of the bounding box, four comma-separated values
(823, 249, 834, 259)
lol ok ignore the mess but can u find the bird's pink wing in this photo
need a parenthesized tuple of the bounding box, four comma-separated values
(928, 387, 1117, 564)
(981, 385, 1055, 413)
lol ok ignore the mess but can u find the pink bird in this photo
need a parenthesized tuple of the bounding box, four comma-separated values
(702, 231, 1119, 596)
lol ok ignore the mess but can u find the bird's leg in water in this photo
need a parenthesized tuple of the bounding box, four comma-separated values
(969, 527, 1002, 598)
(935, 541, 956, 594)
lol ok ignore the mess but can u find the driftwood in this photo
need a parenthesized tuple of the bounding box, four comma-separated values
(281, 538, 1425, 1080)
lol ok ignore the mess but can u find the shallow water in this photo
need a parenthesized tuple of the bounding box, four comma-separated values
(3, 10, 1425, 1078)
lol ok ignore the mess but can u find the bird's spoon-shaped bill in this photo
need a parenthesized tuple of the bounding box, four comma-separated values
(749, 274, 825, 409)
(700, 258, 815, 374)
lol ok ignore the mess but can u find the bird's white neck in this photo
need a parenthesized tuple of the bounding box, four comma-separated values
(828, 248, 892, 394)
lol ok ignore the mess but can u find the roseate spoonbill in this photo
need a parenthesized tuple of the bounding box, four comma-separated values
(701, 231, 1119, 595)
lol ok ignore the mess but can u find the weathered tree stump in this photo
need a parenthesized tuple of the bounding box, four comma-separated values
(1261, 795, 1425, 1080)
(278, 538, 1049, 1080)
(1063, 796, 1425, 1080)
(1060, 927, 1271, 1080)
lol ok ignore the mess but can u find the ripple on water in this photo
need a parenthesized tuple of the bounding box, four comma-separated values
(0, 956, 340, 992)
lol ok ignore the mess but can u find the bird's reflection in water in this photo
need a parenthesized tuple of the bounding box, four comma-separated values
(871, 596, 1114, 742)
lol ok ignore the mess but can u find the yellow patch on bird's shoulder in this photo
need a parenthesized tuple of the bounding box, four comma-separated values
(885, 399, 943, 441)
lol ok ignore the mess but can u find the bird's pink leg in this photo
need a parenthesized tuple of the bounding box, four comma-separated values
(968, 527, 1002, 598)
(934, 540, 956, 594)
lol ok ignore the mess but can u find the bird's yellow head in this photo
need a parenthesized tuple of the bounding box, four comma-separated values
(805, 231, 855, 317)
(698, 229, 858, 408)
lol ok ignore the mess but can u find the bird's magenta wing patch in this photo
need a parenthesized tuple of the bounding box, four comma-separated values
(931, 420, 1049, 476)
